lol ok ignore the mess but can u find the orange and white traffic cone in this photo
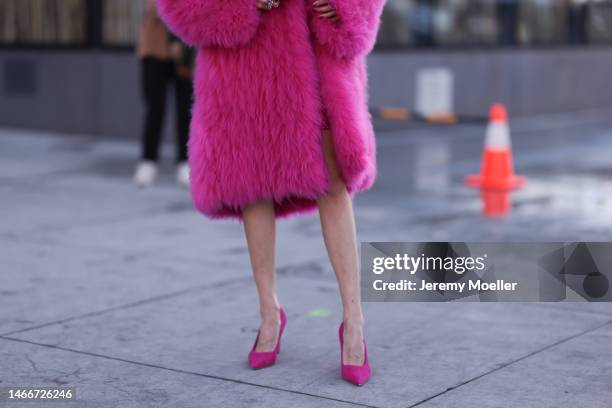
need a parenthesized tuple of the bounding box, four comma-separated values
(466, 103, 525, 191)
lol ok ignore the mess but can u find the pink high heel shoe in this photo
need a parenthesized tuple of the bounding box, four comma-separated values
(248, 308, 286, 369)
(339, 322, 371, 386)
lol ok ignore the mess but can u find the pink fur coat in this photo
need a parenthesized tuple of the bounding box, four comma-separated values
(158, 0, 384, 219)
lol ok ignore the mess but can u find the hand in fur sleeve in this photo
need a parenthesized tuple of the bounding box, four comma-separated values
(309, 0, 385, 59)
(157, 0, 261, 48)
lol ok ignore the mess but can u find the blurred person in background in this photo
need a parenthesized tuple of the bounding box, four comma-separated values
(496, 0, 520, 45)
(133, 0, 195, 188)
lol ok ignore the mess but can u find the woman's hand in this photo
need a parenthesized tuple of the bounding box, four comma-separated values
(257, 0, 280, 11)
(313, 0, 339, 21)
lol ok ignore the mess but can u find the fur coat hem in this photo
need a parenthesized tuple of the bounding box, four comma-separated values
(158, 0, 384, 219)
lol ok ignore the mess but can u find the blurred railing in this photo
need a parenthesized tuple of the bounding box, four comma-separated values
(1, 0, 612, 49)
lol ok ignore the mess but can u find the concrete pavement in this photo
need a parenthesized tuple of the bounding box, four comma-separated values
(1, 111, 612, 407)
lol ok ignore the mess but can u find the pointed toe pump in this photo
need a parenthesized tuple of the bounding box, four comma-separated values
(248, 308, 286, 370)
(339, 322, 371, 386)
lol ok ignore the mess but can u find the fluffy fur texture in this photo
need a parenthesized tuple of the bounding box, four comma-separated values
(157, 0, 261, 47)
(158, 0, 384, 219)
(308, 0, 385, 59)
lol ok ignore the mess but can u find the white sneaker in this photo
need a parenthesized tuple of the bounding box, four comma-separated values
(133, 161, 158, 188)
(176, 161, 190, 189)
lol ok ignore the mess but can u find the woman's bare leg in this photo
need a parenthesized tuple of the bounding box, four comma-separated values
(243, 200, 281, 352)
(317, 130, 365, 365)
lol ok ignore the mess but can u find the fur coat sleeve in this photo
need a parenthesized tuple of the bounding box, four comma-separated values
(156, 0, 260, 48)
(308, 0, 385, 59)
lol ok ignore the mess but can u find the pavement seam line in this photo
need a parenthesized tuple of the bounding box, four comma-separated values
(0, 336, 381, 408)
(405, 319, 612, 408)
(0, 260, 339, 339)
(0, 276, 251, 338)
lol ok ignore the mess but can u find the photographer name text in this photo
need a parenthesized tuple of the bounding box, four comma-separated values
(372, 279, 518, 292)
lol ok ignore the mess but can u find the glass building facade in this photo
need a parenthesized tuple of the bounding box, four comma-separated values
(1, 0, 612, 48)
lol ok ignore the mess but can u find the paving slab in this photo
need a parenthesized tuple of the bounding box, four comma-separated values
(0, 130, 97, 180)
(8, 274, 610, 408)
(21, 205, 331, 275)
(0, 338, 353, 408)
(0, 238, 250, 335)
(0, 173, 185, 238)
(419, 322, 612, 408)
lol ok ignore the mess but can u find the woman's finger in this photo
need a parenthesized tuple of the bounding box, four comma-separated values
(314, 4, 333, 12)
(313, 1, 338, 19)
(257, 0, 270, 10)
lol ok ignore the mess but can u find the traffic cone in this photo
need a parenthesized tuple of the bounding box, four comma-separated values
(466, 103, 525, 190)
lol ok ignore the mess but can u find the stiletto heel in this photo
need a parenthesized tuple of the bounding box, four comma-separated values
(339, 322, 371, 386)
(248, 308, 286, 369)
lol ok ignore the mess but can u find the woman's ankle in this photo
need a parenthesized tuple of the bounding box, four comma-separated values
(260, 303, 281, 322)
(343, 312, 364, 328)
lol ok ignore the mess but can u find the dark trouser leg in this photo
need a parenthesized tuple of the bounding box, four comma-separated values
(174, 73, 193, 163)
(140, 58, 169, 162)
